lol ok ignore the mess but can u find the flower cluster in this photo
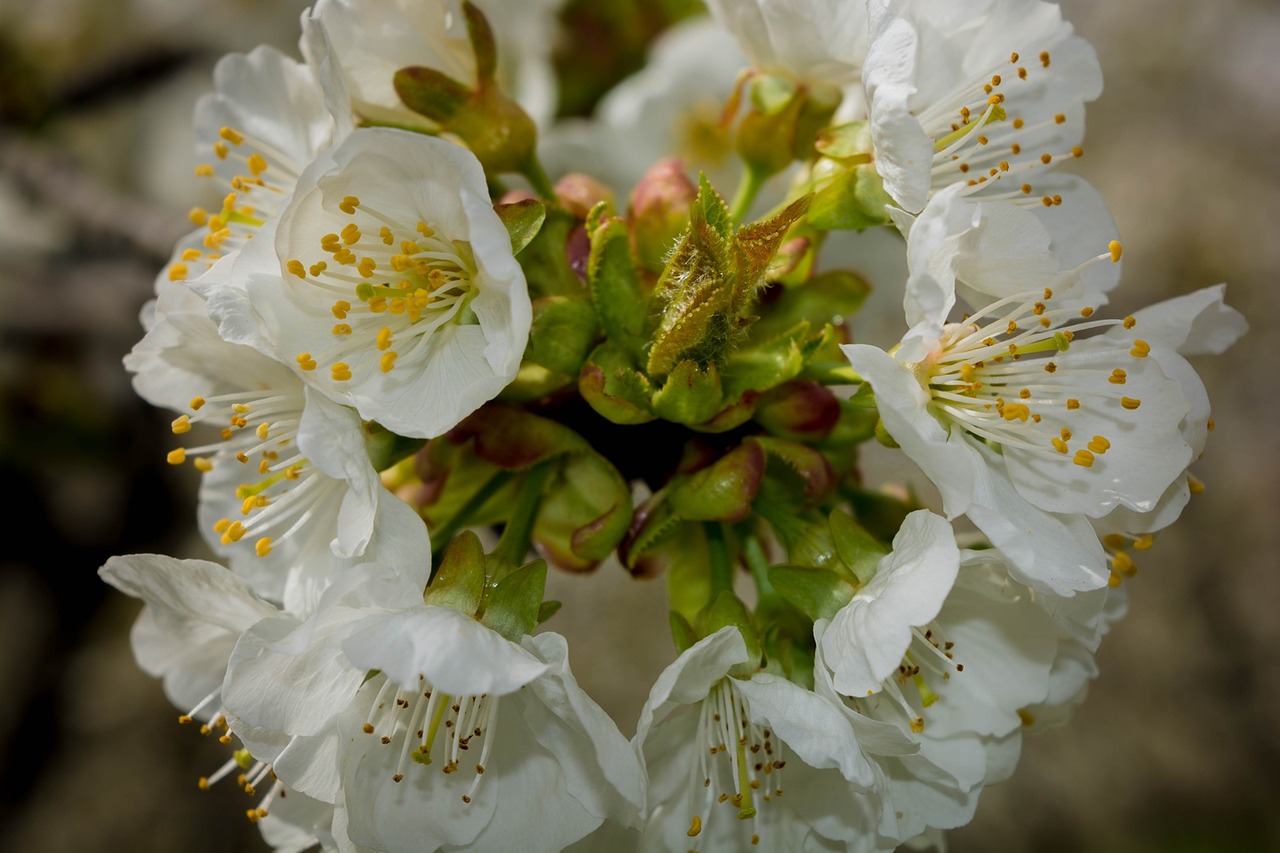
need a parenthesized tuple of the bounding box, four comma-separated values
(102, 0, 1246, 851)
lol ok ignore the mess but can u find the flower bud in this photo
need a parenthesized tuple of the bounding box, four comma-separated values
(628, 158, 697, 273)
(754, 380, 840, 441)
(555, 173, 615, 219)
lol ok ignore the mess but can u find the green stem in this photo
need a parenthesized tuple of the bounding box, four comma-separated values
(492, 462, 555, 567)
(520, 154, 557, 202)
(741, 533, 780, 606)
(705, 522, 734, 598)
(428, 470, 514, 569)
(728, 163, 767, 224)
(799, 361, 864, 386)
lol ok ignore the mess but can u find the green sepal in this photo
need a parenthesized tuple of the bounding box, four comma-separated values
(618, 493, 680, 573)
(527, 295, 600, 377)
(518, 207, 585, 299)
(874, 417, 900, 448)
(424, 529, 486, 615)
(670, 611, 697, 654)
(843, 487, 915, 544)
(767, 565, 856, 623)
(537, 600, 562, 624)
(701, 591, 762, 675)
(751, 269, 870, 345)
(454, 404, 588, 471)
(461, 1, 497, 83)
(494, 199, 546, 255)
(748, 436, 836, 504)
(754, 380, 840, 442)
(533, 451, 633, 571)
(666, 441, 765, 523)
(829, 509, 888, 585)
(689, 390, 759, 434)
(749, 73, 797, 116)
(817, 398, 879, 448)
(813, 121, 874, 163)
(723, 321, 831, 398)
(651, 359, 725, 425)
(480, 559, 547, 642)
(579, 342, 657, 424)
(393, 66, 472, 124)
(498, 362, 574, 402)
(587, 216, 648, 363)
(808, 162, 893, 231)
(363, 422, 427, 473)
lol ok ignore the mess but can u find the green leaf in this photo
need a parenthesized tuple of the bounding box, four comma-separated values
(527, 295, 599, 376)
(393, 66, 472, 123)
(768, 565, 856, 622)
(729, 194, 811, 312)
(829, 509, 888, 585)
(480, 559, 547, 642)
(494, 199, 546, 255)
(695, 172, 733, 242)
(651, 359, 725, 426)
(424, 530, 486, 615)
(586, 216, 647, 362)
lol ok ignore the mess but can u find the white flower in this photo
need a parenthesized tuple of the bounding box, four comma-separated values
(126, 284, 430, 609)
(898, 182, 1122, 317)
(1090, 285, 1248, 544)
(635, 627, 897, 852)
(161, 44, 340, 291)
(816, 543, 1071, 840)
(865, 0, 1102, 215)
(302, 0, 565, 130)
(843, 222, 1200, 594)
(222, 563, 643, 852)
(540, 17, 749, 197)
(704, 0, 871, 91)
(208, 127, 531, 439)
(98, 553, 278, 726)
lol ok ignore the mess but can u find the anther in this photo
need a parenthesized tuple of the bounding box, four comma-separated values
(219, 127, 244, 145)
(255, 537, 273, 557)
(167, 448, 187, 465)
(331, 362, 353, 382)
(1110, 241, 1124, 263)
(1130, 340, 1150, 358)
(1109, 369, 1127, 385)
(1121, 397, 1141, 410)
(172, 415, 192, 434)
(296, 353, 317, 371)
(339, 195, 360, 214)
(1073, 449, 1095, 468)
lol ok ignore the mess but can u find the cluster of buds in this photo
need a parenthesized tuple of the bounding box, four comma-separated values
(101, 0, 1246, 851)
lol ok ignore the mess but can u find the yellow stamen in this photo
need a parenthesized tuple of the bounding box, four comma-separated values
(167, 448, 187, 465)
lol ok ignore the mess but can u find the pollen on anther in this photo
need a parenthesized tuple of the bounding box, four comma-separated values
(1052, 437, 1068, 454)
(195, 164, 215, 177)
(1080, 306, 1095, 318)
(1021, 183, 1032, 194)
(1072, 146, 1084, 158)
(380, 352, 398, 373)
(376, 327, 394, 350)
(167, 448, 187, 465)
(1130, 339, 1151, 358)
(1109, 369, 1127, 385)
(286, 259, 306, 278)
(1121, 397, 1141, 410)
(1088, 436, 1111, 454)
(1040, 153, 1053, 165)
(339, 195, 360, 214)
(194, 458, 213, 472)
(255, 537, 273, 557)
(331, 362, 353, 382)
(1066, 398, 1080, 410)
(1073, 449, 1095, 468)
(1110, 241, 1124, 263)
(1040, 50, 1051, 67)
(297, 353, 317, 371)
(172, 415, 192, 434)
(219, 127, 244, 145)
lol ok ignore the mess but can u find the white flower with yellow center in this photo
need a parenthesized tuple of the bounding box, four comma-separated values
(160, 44, 341, 292)
(302, 0, 565, 130)
(127, 285, 430, 610)
(210, 127, 530, 439)
(844, 234, 1198, 594)
(635, 627, 897, 852)
(865, 0, 1103, 217)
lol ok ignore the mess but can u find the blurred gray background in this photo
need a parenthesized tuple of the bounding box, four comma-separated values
(0, 0, 1275, 850)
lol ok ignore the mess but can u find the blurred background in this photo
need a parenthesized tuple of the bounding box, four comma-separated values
(0, 0, 1275, 850)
